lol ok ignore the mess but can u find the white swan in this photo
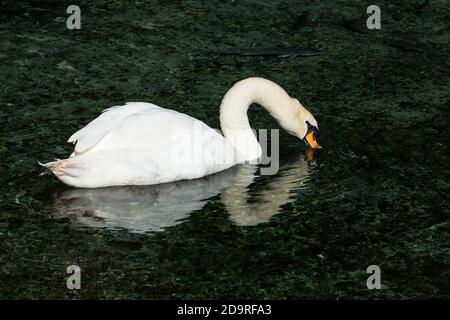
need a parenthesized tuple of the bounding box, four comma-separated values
(41, 77, 320, 188)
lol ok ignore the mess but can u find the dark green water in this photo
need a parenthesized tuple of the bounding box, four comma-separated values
(0, 0, 449, 299)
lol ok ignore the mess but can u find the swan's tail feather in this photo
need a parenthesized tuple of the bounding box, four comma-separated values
(38, 159, 79, 177)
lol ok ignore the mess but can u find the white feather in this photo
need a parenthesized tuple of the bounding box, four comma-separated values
(68, 102, 161, 155)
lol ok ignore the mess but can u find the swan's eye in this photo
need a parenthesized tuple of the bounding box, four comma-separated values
(305, 121, 319, 138)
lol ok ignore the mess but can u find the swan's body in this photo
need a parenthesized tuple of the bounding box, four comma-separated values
(42, 77, 319, 188)
(44, 102, 236, 187)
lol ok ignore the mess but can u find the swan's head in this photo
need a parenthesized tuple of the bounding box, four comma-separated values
(220, 77, 321, 150)
(280, 98, 321, 149)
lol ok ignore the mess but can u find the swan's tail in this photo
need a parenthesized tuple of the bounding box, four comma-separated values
(38, 159, 79, 177)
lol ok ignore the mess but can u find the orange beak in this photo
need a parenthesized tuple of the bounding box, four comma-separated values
(305, 131, 321, 149)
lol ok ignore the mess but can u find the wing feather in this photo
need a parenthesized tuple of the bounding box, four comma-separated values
(68, 102, 161, 155)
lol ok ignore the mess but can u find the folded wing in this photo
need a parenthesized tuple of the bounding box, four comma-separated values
(68, 102, 161, 155)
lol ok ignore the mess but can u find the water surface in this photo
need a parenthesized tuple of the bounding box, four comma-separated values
(0, 0, 448, 299)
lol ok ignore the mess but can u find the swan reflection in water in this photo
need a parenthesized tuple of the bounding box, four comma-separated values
(52, 153, 316, 233)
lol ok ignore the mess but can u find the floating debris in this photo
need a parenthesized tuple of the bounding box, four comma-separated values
(224, 46, 321, 58)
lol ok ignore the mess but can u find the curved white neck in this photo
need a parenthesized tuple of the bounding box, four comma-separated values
(219, 77, 297, 162)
